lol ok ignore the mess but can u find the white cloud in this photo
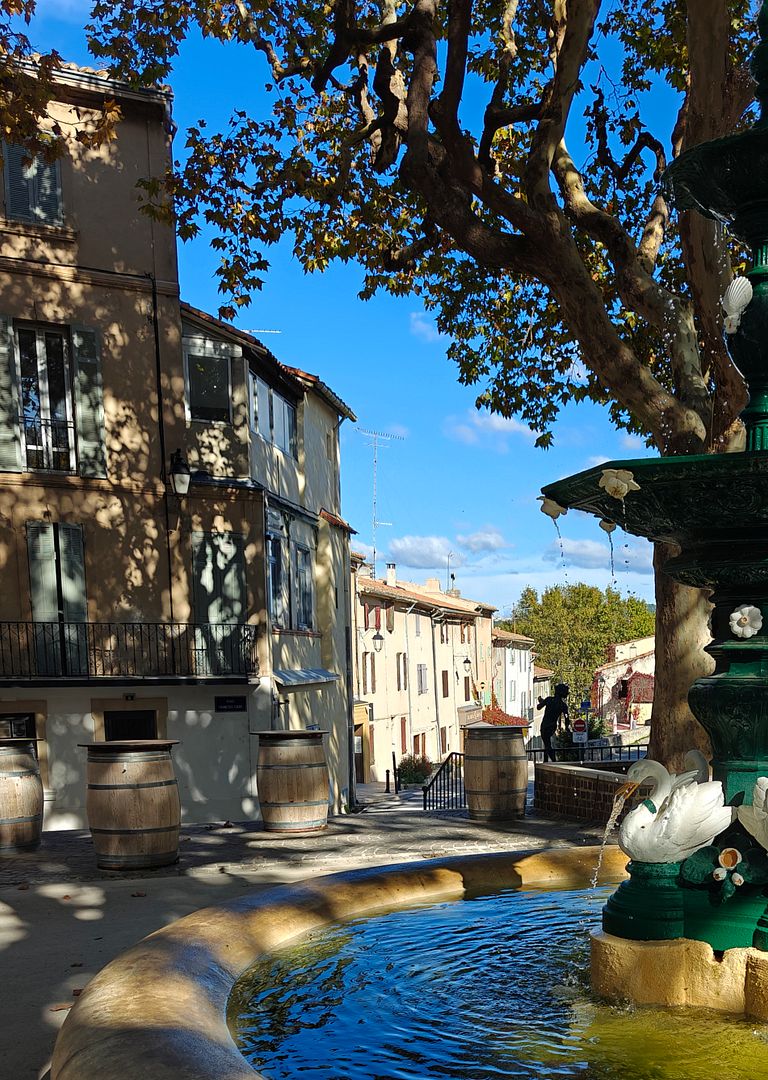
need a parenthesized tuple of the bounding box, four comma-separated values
(388, 535, 466, 569)
(409, 312, 445, 343)
(386, 423, 410, 438)
(354, 541, 375, 560)
(443, 408, 539, 452)
(621, 433, 647, 453)
(456, 527, 508, 553)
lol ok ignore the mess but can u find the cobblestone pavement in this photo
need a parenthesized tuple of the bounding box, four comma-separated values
(0, 804, 610, 888)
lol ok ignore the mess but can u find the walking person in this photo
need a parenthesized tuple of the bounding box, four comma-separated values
(537, 683, 570, 763)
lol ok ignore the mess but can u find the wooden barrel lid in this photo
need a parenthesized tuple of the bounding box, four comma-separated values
(257, 730, 328, 739)
(78, 740, 179, 750)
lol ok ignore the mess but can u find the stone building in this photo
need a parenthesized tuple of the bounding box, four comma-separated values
(0, 62, 355, 827)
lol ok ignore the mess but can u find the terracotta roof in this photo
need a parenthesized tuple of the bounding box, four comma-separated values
(534, 665, 555, 678)
(492, 628, 534, 646)
(319, 508, 357, 534)
(595, 649, 655, 673)
(179, 302, 356, 420)
(19, 56, 172, 105)
(357, 578, 494, 618)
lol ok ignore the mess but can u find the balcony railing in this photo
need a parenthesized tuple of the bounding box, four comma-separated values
(22, 417, 77, 472)
(0, 622, 259, 680)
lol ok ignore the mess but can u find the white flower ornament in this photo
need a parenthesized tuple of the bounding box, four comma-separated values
(599, 468, 641, 500)
(538, 496, 567, 520)
(729, 604, 763, 639)
(599, 520, 617, 534)
(722, 276, 753, 334)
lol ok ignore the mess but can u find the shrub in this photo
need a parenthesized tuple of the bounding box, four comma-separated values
(398, 753, 433, 785)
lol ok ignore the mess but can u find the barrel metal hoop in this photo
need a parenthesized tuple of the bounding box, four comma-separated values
(87, 779, 178, 791)
(259, 799, 329, 808)
(90, 825, 179, 835)
(87, 752, 171, 764)
(1, 770, 39, 778)
(0, 813, 43, 825)
(257, 762, 326, 770)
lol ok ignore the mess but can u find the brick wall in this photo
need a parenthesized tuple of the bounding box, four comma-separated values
(534, 762, 651, 823)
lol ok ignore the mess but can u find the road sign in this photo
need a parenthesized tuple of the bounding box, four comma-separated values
(572, 716, 588, 744)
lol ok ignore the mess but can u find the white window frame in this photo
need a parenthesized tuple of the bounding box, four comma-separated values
(183, 336, 239, 425)
(249, 369, 298, 458)
(267, 530, 288, 628)
(14, 324, 76, 473)
(417, 663, 428, 695)
(294, 544, 314, 631)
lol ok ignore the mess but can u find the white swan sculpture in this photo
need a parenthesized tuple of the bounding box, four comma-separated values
(617, 758, 733, 863)
(737, 776, 768, 851)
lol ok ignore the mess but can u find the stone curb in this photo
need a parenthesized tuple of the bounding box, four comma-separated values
(51, 845, 628, 1080)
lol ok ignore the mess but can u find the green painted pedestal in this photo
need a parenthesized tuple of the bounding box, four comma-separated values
(602, 861, 685, 941)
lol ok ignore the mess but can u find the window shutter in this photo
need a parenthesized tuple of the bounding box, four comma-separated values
(0, 317, 21, 471)
(36, 158, 62, 224)
(386, 603, 394, 632)
(58, 524, 87, 622)
(72, 327, 106, 478)
(4, 143, 33, 221)
(26, 522, 59, 622)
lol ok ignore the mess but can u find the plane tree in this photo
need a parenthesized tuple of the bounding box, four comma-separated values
(2, 0, 761, 766)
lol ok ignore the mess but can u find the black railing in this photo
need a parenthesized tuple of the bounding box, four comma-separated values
(423, 751, 466, 811)
(0, 621, 259, 679)
(23, 417, 76, 472)
(527, 742, 647, 764)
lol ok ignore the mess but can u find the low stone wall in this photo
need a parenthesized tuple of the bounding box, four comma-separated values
(534, 762, 650, 823)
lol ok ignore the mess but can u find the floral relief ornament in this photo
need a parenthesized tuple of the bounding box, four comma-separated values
(537, 496, 567, 520)
(729, 604, 763, 639)
(598, 468, 641, 500)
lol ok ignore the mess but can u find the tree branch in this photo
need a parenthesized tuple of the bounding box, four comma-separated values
(524, 0, 600, 206)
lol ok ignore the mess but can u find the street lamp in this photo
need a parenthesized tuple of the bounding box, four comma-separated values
(372, 631, 384, 653)
(169, 449, 191, 496)
(463, 657, 472, 674)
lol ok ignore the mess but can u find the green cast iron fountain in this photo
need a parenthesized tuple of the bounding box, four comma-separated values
(542, 0, 768, 954)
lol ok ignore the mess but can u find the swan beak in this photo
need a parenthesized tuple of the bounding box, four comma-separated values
(615, 780, 640, 800)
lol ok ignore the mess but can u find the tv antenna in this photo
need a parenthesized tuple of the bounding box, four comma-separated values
(359, 428, 405, 576)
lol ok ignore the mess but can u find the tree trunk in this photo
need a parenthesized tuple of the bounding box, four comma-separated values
(648, 541, 713, 770)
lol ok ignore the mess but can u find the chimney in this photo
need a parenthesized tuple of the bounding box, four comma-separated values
(424, 577, 441, 593)
(386, 562, 397, 587)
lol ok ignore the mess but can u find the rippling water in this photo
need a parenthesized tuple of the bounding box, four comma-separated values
(229, 887, 768, 1079)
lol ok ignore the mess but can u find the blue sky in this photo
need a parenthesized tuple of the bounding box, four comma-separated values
(29, 1, 657, 613)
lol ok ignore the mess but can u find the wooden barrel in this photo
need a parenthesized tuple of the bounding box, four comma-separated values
(82, 740, 181, 870)
(463, 724, 528, 821)
(0, 738, 43, 851)
(257, 730, 329, 833)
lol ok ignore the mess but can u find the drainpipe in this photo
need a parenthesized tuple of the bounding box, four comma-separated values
(148, 273, 176, 632)
(429, 610, 442, 759)
(402, 600, 419, 757)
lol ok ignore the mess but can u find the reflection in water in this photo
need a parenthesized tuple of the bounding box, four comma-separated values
(230, 887, 768, 1080)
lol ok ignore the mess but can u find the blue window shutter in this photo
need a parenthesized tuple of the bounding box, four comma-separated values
(35, 158, 62, 224)
(71, 327, 107, 478)
(4, 143, 33, 221)
(0, 317, 21, 471)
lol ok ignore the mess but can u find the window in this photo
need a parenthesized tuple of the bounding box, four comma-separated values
(464, 676, 471, 702)
(4, 142, 62, 225)
(250, 371, 297, 457)
(401, 716, 407, 755)
(396, 652, 407, 692)
(186, 344, 232, 423)
(267, 532, 287, 627)
(17, 326, 75, 472)
(104, 709, 157, 741)
(417, 663, 428, 695)
(363, 651, 376, 695)
(415, 613, 421, 637)
(439, 622, 447, 644)
(441, 670, 449, 698)
(413, 733, 425, 756)
(440, 726, 447, 754)
(520, 691, 527, 715)
(295, 546, 313, 630)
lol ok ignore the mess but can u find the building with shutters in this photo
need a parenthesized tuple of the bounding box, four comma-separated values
(491, 628, 535, 722)
(0, 62, 356, 827)
(349, 559, 495, 783)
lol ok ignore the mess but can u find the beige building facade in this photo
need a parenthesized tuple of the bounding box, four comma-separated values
(350, 560, 495, 782)
(0, 64, 355, 827)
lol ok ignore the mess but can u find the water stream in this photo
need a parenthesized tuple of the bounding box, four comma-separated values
(590, 788, 630, 889)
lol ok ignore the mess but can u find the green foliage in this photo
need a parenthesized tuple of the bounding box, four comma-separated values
(397, 754, 433, 786)
(501, 583, 656, 696)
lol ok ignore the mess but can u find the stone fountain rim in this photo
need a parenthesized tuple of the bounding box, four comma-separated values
(50, 845, 629, 1080)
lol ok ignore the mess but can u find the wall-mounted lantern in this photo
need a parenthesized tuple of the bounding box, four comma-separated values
(169, 450, 191, 497)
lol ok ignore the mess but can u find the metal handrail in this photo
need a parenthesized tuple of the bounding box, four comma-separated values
(422, 751, 466, 811)
(0, 621, 259, 679)
(527, 743, 647, 764)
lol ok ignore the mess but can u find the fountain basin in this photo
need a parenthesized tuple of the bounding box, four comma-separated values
(50, 847, 627, 1080)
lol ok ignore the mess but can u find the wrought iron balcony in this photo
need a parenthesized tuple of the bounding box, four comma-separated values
(0, 621, 259, 680)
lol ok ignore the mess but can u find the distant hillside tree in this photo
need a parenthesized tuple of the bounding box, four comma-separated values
(500, 584, 655, 698)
